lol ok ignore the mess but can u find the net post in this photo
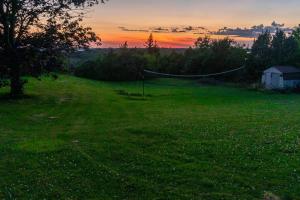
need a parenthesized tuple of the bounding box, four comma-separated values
(142, 70, 145, 97)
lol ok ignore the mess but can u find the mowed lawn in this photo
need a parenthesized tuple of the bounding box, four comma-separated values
(1, 76, 300, 199)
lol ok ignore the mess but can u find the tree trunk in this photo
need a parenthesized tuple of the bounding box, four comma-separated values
(10, 64, 23, 98)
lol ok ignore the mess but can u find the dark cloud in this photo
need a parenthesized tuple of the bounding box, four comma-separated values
(213, 27, 257, 38)
(212, 21, 294, 38)
(271, 21, 284, 28)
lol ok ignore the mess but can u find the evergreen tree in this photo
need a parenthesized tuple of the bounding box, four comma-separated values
(271, 30, 286, 64)
(145, 33, 159, 55)
(247, 31, 272, 80)
(120, 41, 129, 49)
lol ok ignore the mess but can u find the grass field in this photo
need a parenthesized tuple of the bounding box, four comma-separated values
(1, 76, 300, 199)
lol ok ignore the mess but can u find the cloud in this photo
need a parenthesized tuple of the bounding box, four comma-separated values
(118, 26, 149, 32)
(212, 21, 294, 38)
(118, 26, 209, 34)
(152, 27, 169, 33)
(118, 22, 295, 38)
(213, 27, 257, 38)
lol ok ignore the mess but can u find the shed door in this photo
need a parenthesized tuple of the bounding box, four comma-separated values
(271, 73, 280, 88)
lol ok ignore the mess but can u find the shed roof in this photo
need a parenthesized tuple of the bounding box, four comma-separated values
(273, 66, 300, 73)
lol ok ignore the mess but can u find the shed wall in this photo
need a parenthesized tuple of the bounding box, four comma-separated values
(263, 72, 283, 89)
(283, 80, 300, 88)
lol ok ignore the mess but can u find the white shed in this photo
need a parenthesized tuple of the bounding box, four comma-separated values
(262, 66, 300, 89)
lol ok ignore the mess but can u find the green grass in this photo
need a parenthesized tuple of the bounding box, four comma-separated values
(1, 76, 300, 199)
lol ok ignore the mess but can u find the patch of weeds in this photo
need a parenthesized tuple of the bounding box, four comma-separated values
(263, 191, 281, 200)
(280, 144, 298, 154)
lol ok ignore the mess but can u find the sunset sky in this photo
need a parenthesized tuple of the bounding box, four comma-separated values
(84, 0, 300, 48)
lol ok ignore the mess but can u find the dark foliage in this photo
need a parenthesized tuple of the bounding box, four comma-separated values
(75, 48, 146, 81)
(75, 29, 300, 83)
(0, 0, 103, 97)
(246, 29, 300, 81)
(75, 37, 247, 82)
(181, 37, 247, 81)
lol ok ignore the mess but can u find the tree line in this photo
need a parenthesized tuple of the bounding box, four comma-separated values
(75, 27, 300, 82)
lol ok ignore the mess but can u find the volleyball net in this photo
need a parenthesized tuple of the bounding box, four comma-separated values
(141, 65, 246, 88)
(143, 65, 246, 79)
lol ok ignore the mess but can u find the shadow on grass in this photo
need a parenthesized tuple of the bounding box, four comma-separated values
(115, 89, 152, 101)
(0, 93, 39, 102)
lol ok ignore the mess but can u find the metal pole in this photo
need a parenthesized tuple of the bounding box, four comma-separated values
(142, 71, 145, 97)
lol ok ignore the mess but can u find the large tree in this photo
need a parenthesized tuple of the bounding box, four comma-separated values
(0, 0, 104, 97)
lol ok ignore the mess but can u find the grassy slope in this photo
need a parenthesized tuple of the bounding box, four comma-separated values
(1, 76, 300, 199)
